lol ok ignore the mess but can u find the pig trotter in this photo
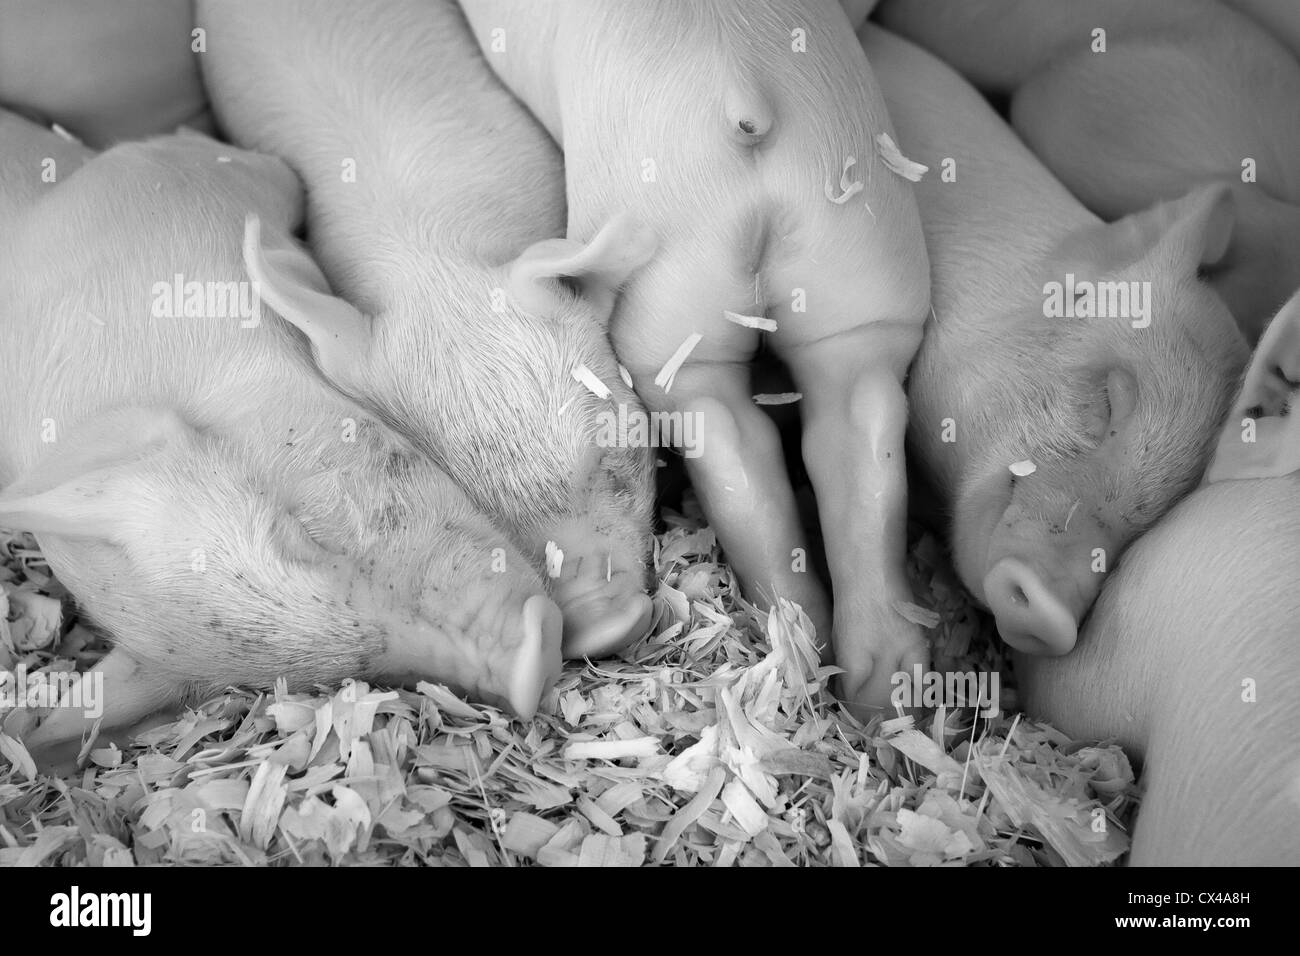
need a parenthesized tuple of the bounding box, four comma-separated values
(792, 354, 929, 710)
(21, 647, 173, 755)
(680, 391, 832, 647)
(557, 587, 654, 660)
(505, 595, 565, 719)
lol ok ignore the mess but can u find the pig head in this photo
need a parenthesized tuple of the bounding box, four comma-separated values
(0, 119, 564, 748)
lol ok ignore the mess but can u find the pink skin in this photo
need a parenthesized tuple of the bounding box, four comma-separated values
(1, 117, 566, 751)
(877, 0, 1300, 342)
(461, 0, 934, 710)
(863, 26, 1248, 657)
(1017, 472, 1300, 864)
(0, 0, 213, 147)
(198, 0, 661, 659)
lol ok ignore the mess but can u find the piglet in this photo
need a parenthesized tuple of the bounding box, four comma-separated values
(0, 111, 562, 748)
(197, 0, 659, 659)
(860, 26, 1249, 656)
(460, 0, 934, 708)
(1018, 287, 1300, 864)
(876, 0, 1300, 342)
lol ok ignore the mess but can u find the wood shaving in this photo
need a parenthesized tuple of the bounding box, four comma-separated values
(0, 510, 1139, 866)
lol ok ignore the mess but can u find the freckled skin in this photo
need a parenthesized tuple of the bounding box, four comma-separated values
(199, 0, 660, 657)
(0, 114, 564, 747)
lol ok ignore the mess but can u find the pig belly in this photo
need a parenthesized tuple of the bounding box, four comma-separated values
(1018, 477, 1300, 865)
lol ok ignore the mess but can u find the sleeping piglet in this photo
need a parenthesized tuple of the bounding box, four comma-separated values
(1018, 288, 1300, 865)
(861, 26, 1249, 657)
(0, 112, 564, 747)
(459, 0, 934, 708)
(197, 0, 659, 659)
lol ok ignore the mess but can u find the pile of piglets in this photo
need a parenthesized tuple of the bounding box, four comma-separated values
(0, 0, 1295, 866)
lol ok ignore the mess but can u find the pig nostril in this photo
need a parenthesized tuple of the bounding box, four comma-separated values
(983, 558, 1080, 657)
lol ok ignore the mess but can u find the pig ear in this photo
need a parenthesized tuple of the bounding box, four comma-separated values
(1205, 288, 1300, 483)
(242, 215, 373, 381)
(508, 214, 657, 314)
(0, 407, 193, 541)
(1145, 184, 1235, 270)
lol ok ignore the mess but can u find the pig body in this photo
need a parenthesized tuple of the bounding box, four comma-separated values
(1221, 0, 1300, 60)
(461, 0, 934, 707)
(877, 0, 1300, 341)
(1018, 284, 1300, 864)
(0, 111, 563, 745)
(197, 0, 660, 660)
(1018, 476, 1300, 864)
(0, 0, 212, 147)
(860, 27, 1248, 657)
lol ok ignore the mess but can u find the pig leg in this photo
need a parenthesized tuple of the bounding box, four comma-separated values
(675, 374, 832, 647)
(19, 647, 174, 753)
(614, 257, 832, 648)
(781, 329, 927, 709)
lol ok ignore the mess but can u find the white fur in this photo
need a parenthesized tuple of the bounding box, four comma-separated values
(197, 0, 657, 617)
(0, 115, 552, 718)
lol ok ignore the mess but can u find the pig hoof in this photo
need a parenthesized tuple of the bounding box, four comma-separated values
(559, 591, 653, 660)
(983, 558, 1079, 656)
(840, 639, 930, 714)
(507, 596, 565, 720)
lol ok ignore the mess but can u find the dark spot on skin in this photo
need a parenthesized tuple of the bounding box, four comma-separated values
(1245, 405, 1264, 420)
(738, 120, 757, 134)
(385, 451, 415, 479)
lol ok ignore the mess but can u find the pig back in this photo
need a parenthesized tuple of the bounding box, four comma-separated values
(199, 0, 564, 272)
(862, 25, 1095, 303)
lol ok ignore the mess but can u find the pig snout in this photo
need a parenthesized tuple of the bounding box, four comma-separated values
(537, 514, 653, 659)
(982, 557, 1086, 656)
(956, 472, 1118, 657)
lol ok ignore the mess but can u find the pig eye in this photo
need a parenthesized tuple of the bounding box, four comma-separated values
(1104, 368, 1139, 426)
